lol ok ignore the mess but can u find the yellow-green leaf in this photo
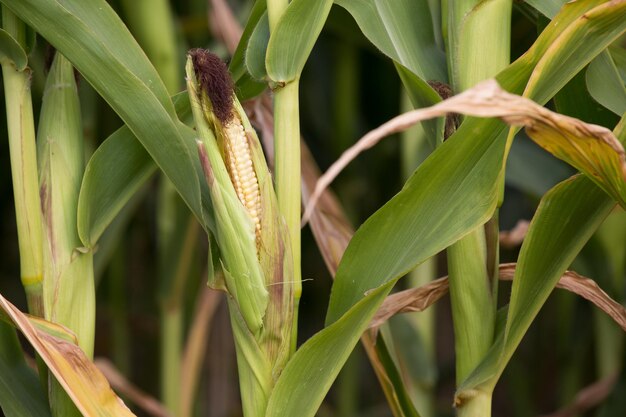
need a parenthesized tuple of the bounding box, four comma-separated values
(0, 294, 135, 417)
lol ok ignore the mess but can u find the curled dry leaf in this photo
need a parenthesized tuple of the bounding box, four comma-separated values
(370, 263, 626, 335)
(368, 277, 449, 329)
(302, 79, 626, 224)
(499, 219, 530, 248)
(0, 293, 135, 417)
(499, 263, 626, 331)
(208, 0, 242, 55)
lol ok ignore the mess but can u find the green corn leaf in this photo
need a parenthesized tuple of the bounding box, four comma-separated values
(230, 0, 266, 82)
(458, 160, 621, 398)
(0, 28, 26, 70)
(266, 3, 626, 416)
(395, 63, 444, 148)
(587, 50, 626, 116)
(526, 0, 568, 19)
(0, 322, 52, 417)
(336, 0, 446, 148)
(457, 79, 626, 406)
(335, 0, 446, 81)
(265, 0, 333, 83)
(78, 90, 213, 278)
(230, 0, 267, 99)
(77, 92, 210, 247)
(77, 126, 157, 248)
(266, 282, 394, 417)
(523, 1, 626, 104)
(1, 0, 209, 232)
(610, 45, 626, 82)
(245, 11, 270, 81)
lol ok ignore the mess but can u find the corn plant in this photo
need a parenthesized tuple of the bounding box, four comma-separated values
(0, 1, 625, 417)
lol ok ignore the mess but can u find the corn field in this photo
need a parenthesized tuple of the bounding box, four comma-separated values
(0, 0, 625, 416)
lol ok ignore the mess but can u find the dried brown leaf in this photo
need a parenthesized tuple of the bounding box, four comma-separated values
(371, 263, 626, 334)
(499, 220, 530, 248)
(302, 79, 625, 224)
(368, 277, 449, 329)
(181, 286, 222, 417)
(208, 0, 242, 55)
(499, 263, 626, 331)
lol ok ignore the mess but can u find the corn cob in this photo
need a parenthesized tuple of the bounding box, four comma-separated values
(190, 48, 262, 245)
(223, 120, 262, 240)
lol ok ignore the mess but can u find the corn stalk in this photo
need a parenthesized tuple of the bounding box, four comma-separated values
(0, 8, 44, 316)
(444, 1, 512, 416)
(267, 0, 302, 351)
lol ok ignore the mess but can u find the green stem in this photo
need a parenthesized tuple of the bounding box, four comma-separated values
(445, 3, 511, 415)
(268, 0, 302, 353)
(1, 8, 44, 316)
(37, 51, 93, 417)
(447, 227, 496, 383)
(455, 390, 492, 417)
(273, 80, 301, 352)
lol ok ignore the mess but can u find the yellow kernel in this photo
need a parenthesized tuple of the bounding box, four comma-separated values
(223, 119, 262, 245)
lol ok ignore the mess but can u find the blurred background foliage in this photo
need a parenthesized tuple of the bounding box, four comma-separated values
(0, 1, 624, 416)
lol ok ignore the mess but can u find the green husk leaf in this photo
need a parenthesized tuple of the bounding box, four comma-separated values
(187, 56, 268, 333)
(37, 54, 95, 367)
